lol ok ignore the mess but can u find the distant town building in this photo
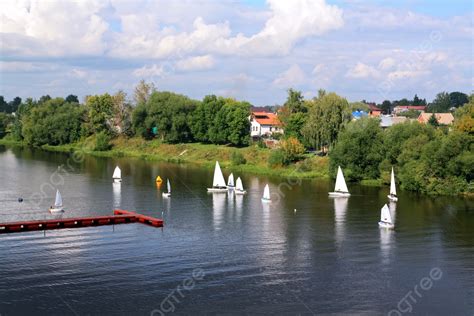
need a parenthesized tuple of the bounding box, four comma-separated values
(393, 105, 427, 115)
(250, 111, 283, 137)
(367, 103, 382, 117)
(417, 113, 454, 125)
(380, 116, 408, 128)
(352, 110, 368, 120)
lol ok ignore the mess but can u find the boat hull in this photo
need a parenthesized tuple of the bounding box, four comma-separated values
(162, 193, 171, 198)
(378, 221, 394, 229)
(49, 208, 64, 213)
(113, 178, 122, 183)
(207, 188, 228, 193)
(235, 190, 246, 195)
(328, 192, 350, 197)
(261, 198, 271, 203)
(387, 195, 398, 202)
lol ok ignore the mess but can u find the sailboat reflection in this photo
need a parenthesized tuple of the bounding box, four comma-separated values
(389, 201, 397, 223)
(379, 226, 394, 264)
(113, 182, 121, 209)
(212, 192, 226, 231)
(334, 197, 348, 246)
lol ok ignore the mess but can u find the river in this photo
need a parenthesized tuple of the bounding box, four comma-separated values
(0, 145, 472, 315)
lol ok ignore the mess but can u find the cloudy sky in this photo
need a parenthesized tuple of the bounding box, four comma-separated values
(0, 0, 472, 105)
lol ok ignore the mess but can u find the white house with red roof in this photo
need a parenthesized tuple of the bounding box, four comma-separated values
(393, 105, 427, 115)
(250, 111, 283, 137)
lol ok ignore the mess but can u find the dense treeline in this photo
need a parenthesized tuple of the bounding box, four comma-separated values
(0, 81, 472, 195)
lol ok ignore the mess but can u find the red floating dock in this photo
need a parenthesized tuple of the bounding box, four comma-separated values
(0, 210, 163, 234)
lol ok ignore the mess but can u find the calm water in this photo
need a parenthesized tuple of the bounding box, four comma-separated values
(0, 145, 472, 315)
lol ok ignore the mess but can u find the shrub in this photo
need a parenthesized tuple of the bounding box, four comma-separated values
(280, 136, 305, 163)
(94, 131, 111, 151)
(268, 149, 286, 167)
(231, 151, 246, 165)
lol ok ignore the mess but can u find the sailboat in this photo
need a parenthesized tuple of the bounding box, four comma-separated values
(162, 179, 171, 198)
(387, 167, 398, 202)
(261, 184, 271, 202)
(113, 166, 122, 183)
(207, 161, 228, 192)
(328, 166, 350, 197)
(378, 204, 394, 229)
(49, 189, 64, 213)
(235, 177, 246, 195)
(227, 173, 235, 189)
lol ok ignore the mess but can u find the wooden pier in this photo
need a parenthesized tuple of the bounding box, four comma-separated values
(0, 210, 163, 234)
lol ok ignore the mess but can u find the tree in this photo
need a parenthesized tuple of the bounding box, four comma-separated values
(380, 100, 392, 114)
(8, 97, 21, 113)
(302, 92, 351, 151)
(280, 137, 305, 163)
(65, 94, 79, 103)
(279, 89, 308, 142)
(0, 112, 8, 138)
(112, 90, 132, 135)
(449, 92, 469, 108)
(224, 99, 251, 146)
(428, 113, 439, 127)
(283, 89, 306, 114)
(429, 92, 451, 112)
(329, 118, 385, 181)
(134, 80, 155, 105)
(85, 94, 114, 134)
(0, 96, 7, 112)
(38, 95, 51, 104)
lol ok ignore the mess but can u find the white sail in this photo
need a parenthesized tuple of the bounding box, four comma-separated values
(54, 189, 63, 207)
(167, 179, 171, 193)
(380, 204, 393, 224)
(236, 177, 244, 191)
(212, 161, 226, 187)
(390, 167, 397, 196)
(113, 166, 121, 179)
(262, 184, 270, 200)
(227, 173, 235, 187)
(334, 166, 349, 193)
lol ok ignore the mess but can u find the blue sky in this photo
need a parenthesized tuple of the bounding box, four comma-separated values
(0, 0, 472, 105)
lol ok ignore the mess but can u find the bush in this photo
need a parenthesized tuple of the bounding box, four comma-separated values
(268, 149, 286, 167)
(231, 151, 246, 165)
(280, 136, 305, 163)
(95, 131, 111, 151)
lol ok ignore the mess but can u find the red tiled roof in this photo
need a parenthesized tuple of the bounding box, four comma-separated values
(368, 104, 382, 111)
(418, 113, 454, 125)
(252, 112, 281, 126)
(395, 105, 426, 110)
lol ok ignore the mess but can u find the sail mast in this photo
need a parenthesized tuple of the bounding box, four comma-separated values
(390, 167, 397, 196)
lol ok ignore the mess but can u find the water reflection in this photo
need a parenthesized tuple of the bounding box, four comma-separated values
(389, 201, 397, 223)
(212, 193, 226, 231)
(235, 194, 243, 222)
(113, 182, 121, 209)
(379, 228, 394, 265)
(334, 197, 348, 247)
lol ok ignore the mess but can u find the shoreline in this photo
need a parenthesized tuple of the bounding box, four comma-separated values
(0, 137, 331, 180)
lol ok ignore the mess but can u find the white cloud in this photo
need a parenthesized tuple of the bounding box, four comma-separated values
(133, 64, 169, 78)
(0, 0, 108, 57)
(346, 62, 379, 79)
(378, 57, 396, 70)
(273, 64, 306, 87)
(175, 55, 215, 71)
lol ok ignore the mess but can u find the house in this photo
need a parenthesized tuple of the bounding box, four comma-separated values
(393, 105, 426, 115)
(380, 115, 408, 128)
(417, 113, 454, 125)
(250, 111, 283, 137)
(352, 110, 368, 120)
(367, 103, 382, 117)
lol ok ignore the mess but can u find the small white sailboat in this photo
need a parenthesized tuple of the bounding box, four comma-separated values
(378, 204, 394, 229)
(162, 179, 171, 198)
(235, 177, 246, 195)
(113, 166, 122, 183)
(261, 184, 271, 202)
(49, 189, 64, 213)
(329, 166, 350, 197)
(227, 173, 235, 189)
(207, 161, 228, 192)
(387, 167, 398, 202)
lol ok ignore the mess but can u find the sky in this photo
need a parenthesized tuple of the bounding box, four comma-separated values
(0, 0, 472, 106)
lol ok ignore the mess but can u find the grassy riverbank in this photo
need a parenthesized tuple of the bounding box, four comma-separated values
(0, 136, 330, 179)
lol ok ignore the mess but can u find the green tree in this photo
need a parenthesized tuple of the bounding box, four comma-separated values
(428, 113, 439, 127)
(85, 94, 114, 134)
(302, 92, 351, 151)
(429, 92, 451, 112)
(449, 91, 469, 108)
(134, 80, 155, 106)
(65, 94, 79, 103)
(329, 118, 384, 181)
(225, 99, 251, 146)
(0, 96, 7, 113)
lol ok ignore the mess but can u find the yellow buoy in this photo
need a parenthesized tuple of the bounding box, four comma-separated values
(156, 176, 163, 183)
